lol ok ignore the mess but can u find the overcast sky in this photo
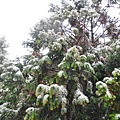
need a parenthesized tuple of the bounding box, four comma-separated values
(0, 0, 61, 60)
(0, 0, 119, 60)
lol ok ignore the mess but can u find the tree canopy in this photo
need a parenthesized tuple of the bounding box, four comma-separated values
(0, 0, 120, 120)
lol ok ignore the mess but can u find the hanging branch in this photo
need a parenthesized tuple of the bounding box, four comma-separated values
(91, 16, 94, 44)
(62, 26, 78, 46)
(95, 18, 120, 43)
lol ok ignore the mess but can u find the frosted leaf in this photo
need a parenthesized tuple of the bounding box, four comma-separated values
(80, 8, 89, 16)
(73, 76, 79, 82)
(16, 103, 23, 108)
(89, 7, 95, 13)
(0, 89, 3, 93)
(106, 89, 112, 99)
(67, 46, 78, 53)
(1, 73, 7, 78)
(67, 46, 82, 59)
(71, 10, 78, 17)
(6, 66, 13, 71)
(76, 46, 83, 53)
(77, 83, 83, 92)
(26, 75, 33, 83)
(61, 108, 67, 115)
(37, 94, 43, 101)
(76, 61, 84, 69)
(45, 86, 50, 93)
(23, 65, 32, 70)
(59, 85, 68, 97)
(38, 31, 48, 39)
(31, 66, 39, 71)
(89, 66, 95, 74)
(28, 58, 39, 65)
(112, 68, 120, 77)
(50, 84, 59, 88)
(57, 38, 67, 45)
(96, 81, 107, 89)
(74, 52, 79, 59)
(96, 81, 107, 96)
(35, 84, 49, 97)
(71, 27, 79, 36)
(15, 71, 23, 78)
(74, 89, 82, 98)
(58, 62, 65, 68)
(86, 81, 93, 94)
(65, 53, 71, 59)
(47, 30, 56, 41)
(19, 93, 24, 98)
(53, 20, 61, 27)
(5, 88, 9, 92)
(61, 97, 67, 109)
(13, 78, 17, 81)
(73, 89, 89, 106)
(41, 55, 51, 64)
(43, 94, 49, 106)
(26, 107, 35, 114)
(52, 42, 62, 51)
(72, 99, 77, 105)
(0, 102, 9, 108)
(0, 105, 18, 120)
(57, 70, 64, 78)
(87, 53, 96, 59)
(61, 97, 67, 105)
(50, 84, 59, 95)
(115, 114, 120, 119)
(103, 77, 115, 84)
(84, 62, 91, 69)
(1, 72, 11, 78)
(77, 95, 89, 106)
(12, 65, 20, 72)
(41, 84, 49, 92)
(57, 70, 68, 79)
(79, 55, 87, 62)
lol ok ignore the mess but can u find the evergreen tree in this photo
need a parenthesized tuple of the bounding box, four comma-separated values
(22, 0, 120, 120)
(0, 0, 120, 120)
(0, 36, 8, 64)
(0, 36, 8, 83)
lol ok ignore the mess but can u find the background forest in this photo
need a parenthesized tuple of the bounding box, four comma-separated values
(0, 0, 120, 120)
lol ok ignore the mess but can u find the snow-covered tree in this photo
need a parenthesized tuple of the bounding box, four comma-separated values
(22, 0, 120, 120)
(0, 36, 8, 64)
(0, 0, 120, 120)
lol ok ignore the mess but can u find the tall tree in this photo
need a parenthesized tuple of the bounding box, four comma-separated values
(0, 36, 9, 82)
(0, 36, 8, 64)
(22, 0, 120, 120)
(0, 0, 120, 120)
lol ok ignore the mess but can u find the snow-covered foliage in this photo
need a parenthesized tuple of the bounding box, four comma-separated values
(72, 89, 89, 106)
(0, 0, 120, 120)
(0, 102, 21, 120)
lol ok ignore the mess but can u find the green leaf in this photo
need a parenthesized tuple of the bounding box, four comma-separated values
(50, 104, 54, 111)
(24, 114, 29, 120)
(49, 78, 54, 84)
(55, 78, 59, 84)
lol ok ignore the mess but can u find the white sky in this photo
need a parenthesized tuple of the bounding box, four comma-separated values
(0, 0, 119, 60)
(0, 0, 61, 60)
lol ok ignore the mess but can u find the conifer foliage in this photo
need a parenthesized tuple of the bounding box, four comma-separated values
(0, 0, 120, 120)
